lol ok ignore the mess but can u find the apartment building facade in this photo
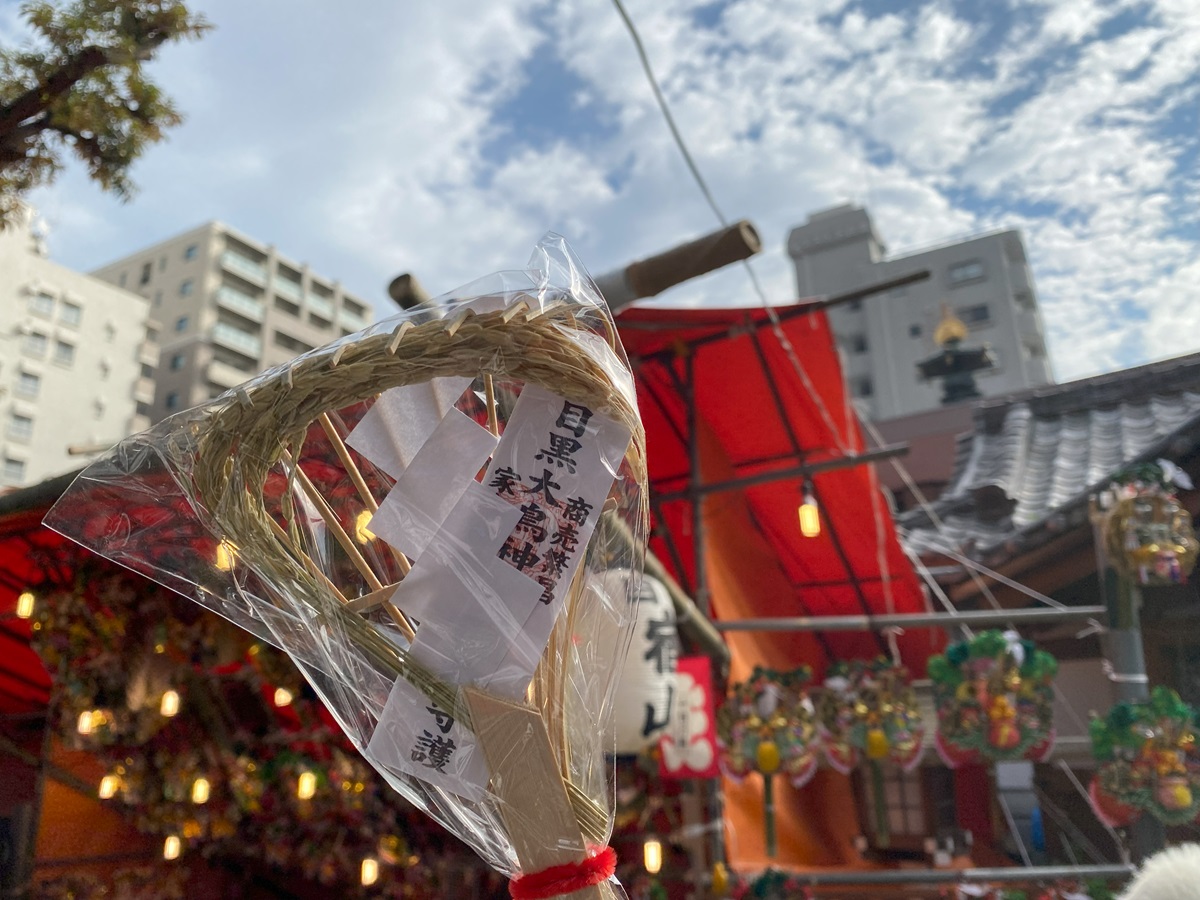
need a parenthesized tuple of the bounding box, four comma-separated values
(91, 222, 373, 423)
(0, 208, 155, 489)
(787, 205, 1054, 420)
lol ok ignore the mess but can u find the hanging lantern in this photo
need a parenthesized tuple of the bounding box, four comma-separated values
(717, 666, 818, 857)
(160, 689, 181, 718)
(1089, 686, 1200, 826)
(16, 591, 35, 619)
(1102, 460, 1198, 586)
(604, 572, 680, 755)
(817, 659, 926, 848)
(798, 483, 821, 538)
(927, 630, 1057, 766)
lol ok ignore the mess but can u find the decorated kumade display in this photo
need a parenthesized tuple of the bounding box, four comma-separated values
(1100, 460, 1198, 586)
(927, 630, 1057, 767)
(817, 659, 925, 847)
(1089, 687, 1200, 827)
(47, 237, 648, 900)
(716, 666, 817, 857)
(817, 659, 925, 774)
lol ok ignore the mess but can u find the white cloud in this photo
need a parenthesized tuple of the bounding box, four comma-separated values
(15, 0, 1200, 388)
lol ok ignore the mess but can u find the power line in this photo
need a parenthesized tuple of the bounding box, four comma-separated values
(609, 0, 729, 229)
(610, 0, 853, 447)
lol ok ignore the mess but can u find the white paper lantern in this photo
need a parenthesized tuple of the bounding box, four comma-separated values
(604, 571, 680, 755)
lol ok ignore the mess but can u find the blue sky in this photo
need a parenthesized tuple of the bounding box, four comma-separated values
(12, 0, 1200, 382)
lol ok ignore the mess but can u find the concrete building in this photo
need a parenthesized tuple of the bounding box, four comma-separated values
(787, 205, 1054, 420)
(91, 222, 374, 423)
(0, 208, 156, 490)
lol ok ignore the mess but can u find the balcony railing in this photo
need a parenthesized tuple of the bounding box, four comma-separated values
(220, 251, 267, 284)
(339, 306, 369, 331)
(273, 278, 303, 303)
(134, 376, 156, 405)
(211, 322, 262, 359)
(207, 359, 253, 389)
(215, 287, 265, 322)
(306, 294, 335, 321)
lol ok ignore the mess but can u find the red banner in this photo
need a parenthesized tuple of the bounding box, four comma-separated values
(659, 656, 719, 779)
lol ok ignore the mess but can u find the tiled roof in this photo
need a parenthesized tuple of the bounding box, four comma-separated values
(899, 353, 1200, 559)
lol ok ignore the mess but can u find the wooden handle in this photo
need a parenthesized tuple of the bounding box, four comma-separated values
(464, 688, 617, 900)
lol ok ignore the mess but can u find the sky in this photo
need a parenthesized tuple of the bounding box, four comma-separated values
(10, 0, 1200, 383)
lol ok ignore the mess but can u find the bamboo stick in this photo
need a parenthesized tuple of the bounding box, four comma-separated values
(281, 451, 416, 642)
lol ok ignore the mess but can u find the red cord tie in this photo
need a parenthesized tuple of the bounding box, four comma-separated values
(509, 846, 617, 900)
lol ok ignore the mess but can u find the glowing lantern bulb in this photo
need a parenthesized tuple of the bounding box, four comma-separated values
(163, 835, 181, 861)
(191, 777, 210, 804)
(643, 838, 663, 875)
(215, 540, 237, 571)
(77, 710, 94, 735)
(361, 857, 379, 886)
(273, 687, 294, 707)
(798, 489, 820, 538)
(160, 689, 181, 718)
(297, 770, 317, 800)
(98, 775, 119, 799)
(355, 510, 376, 544)
(16, 591, 34, 619)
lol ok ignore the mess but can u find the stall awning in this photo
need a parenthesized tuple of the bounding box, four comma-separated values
(617, 302, 938, 675)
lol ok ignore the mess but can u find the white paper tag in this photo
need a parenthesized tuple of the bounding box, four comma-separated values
(346, 376, 473, 478)
(367, 676, 488, 800)
(476, 384, 632, 694)
(397, 485, 545, 693)
(366, 408, 498, 561)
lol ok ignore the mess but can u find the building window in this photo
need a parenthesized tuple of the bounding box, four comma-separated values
(846, 299, 863, 312)
(170, 353, 185, 371)
(60, 300, 82, 326)
(140, 261, 152, 285)
(165, 391, 180, 411)
(959, 304, 991, 325)
(154, 290, 163, 306)
(180, 279, 194, 296)
(175, 316, 189, 332)
(54, 340, 76, 366)
(849, 333, 868, 353)
(158, 256, 167, 271)
(119, 271, 128, 288)
(94, 398, 106, 419)
(16, 371, 40, 398)
(853, 377, 874, 398)
(274, 296, 300, 317)
(2, 458, 25, 483)
(909, 324, 922, 338)
(184, 244, 199, 260)
(140, 363, 155, 379)
(29, 291, 55, 316)
(1014, 289, 1034, 310)
(23, 331, 47, 357)
(948, 260, 985, 285)
(8, 413, 33, 441)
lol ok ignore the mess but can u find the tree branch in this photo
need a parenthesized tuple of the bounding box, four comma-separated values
(0, 45, 109, 136)
(0, 28, 172, 139)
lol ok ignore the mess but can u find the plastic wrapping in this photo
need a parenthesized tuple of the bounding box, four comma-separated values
(46, 236, 647, 897)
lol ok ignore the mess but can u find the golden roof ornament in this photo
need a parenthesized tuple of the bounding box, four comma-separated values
(933, 303, 969, 346)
